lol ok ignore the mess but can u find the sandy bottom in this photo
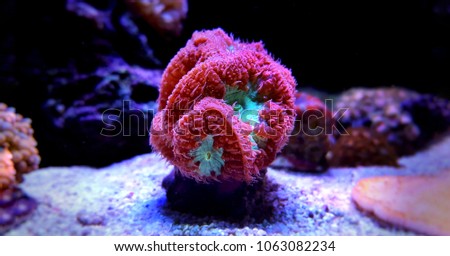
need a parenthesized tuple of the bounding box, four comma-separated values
(4, 136, 450, 236)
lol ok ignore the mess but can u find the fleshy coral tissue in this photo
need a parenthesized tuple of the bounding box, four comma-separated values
(0, 103, 39, 233)
(150, 28, 297, 185)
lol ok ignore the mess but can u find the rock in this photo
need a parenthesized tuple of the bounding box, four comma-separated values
(41, 59, 161, 167)
(162, 168, 273, 221)
(327, 127, 399, 167)
(76, 210, 105, 226)
(0, 187, 37, 235)
(335, 87, 421, 156)
(278, 92, 334, 172)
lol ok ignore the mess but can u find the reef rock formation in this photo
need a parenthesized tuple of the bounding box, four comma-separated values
(0, 187, 37, 235)
(66, 0, 188, 67)
(336, 87, 450, 156)
(68, 0, 188, 36)
(151, 28, 296, 183)
(278, 92, 334, 172)
(327, 127, 399, 167)
(42, 58, 161, 167)
(401, 93, 450, 143)
(335, 87, 420, 156)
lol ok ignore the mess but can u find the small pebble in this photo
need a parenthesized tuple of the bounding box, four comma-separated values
(76, 210, 105, 226)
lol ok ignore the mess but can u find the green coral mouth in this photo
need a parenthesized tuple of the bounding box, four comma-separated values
(224, 83, 265, 150)
(189, 135, 224, 177)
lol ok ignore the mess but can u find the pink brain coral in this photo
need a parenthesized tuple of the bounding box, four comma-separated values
(151, 28, 296, 183)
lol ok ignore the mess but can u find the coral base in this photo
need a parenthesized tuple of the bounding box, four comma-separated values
(0, 187, 37, 234)
(162, 168, 272, 220)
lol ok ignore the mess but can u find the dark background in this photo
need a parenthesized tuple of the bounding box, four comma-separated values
(183, 0, 449, 97)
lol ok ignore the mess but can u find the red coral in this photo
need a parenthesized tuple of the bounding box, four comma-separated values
(151, 28, 296, 183)
(279, 92, 335, 172)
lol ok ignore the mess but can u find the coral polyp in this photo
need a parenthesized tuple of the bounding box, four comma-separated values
(189, 134, 224, 178)
(150, 28, 296, 183)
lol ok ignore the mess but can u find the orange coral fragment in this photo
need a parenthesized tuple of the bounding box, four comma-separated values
(125, 0, 188, 36)
(150, 28, 296, 183)
(0, 103, 40, 184)
(0, 149, 15, 191)
(352, 171, 450, 235)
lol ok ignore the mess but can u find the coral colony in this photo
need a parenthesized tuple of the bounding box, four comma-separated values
(0, 104, 39, 233)
(150, 28, 296, 216)
(150, 28, 296, 183)
(0, 104, 40, 184)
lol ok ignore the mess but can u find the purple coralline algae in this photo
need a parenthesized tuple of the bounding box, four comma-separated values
(0, 187, 37, 235)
